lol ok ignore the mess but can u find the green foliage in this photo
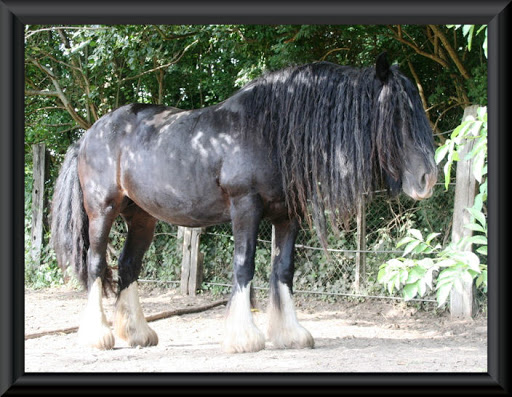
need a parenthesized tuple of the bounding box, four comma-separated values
(447, 24, 487, 57)
(378, 228, 487, 307)
(435, 107, 488, 188)
(467, 64, 488, 106)
(25, 242, 65, 289)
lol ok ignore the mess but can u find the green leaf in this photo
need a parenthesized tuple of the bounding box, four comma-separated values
(476, 246, 488, 256)
(452, 121, 473, 141)
(408, 229, 423, 241)
(426, 232, 441, 245)
(438, 266, 461, 280)
(469, 120, 483, 137)
(450, 123, 465, 139)
(466, 208, 486, 227)
(477, 106, 487, 120)
(435, 144, 450, 164)
(472, 150, 486, 183)
(436, 281, 453, 307)
(424, 267, 435, 290)
(476, 270, 487, 291)
(403, 282, 419, 301)
(399, 268, 409, 285)
(396, 236, 416, 248)
(473, 192, 484, 212)
(403, 240, 421, 256)
(415, 242, 433, 254)
(377, 267, 388, 283)
(418, 257, 435, 268)
(443, 160, 453, 189)
(389, 274, 400, 294)
(387, 258, 405, 268)
(417, 279, 427, 297)
(406, 266, 427, 284)
(467, 235, 487, 246)
(462, 24, 473, 37)
(436, 258, 457, 268)
(464, 223, 485, 233)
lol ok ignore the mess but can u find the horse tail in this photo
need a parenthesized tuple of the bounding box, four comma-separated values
(50, 140, 90, 290)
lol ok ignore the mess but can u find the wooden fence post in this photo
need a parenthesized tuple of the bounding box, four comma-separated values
(31, 143, 49, 269)
(354, 196, 367, 293)
(450, 105, 479, 318)
(180, 227, 204, 296)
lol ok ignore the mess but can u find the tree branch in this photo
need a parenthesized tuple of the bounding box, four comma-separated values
(118, 39, 199, 83)
(153, 25, 200, 41)
(25, 26, 108, 40)
(25, 89, 60, 97)
(407, 60, 436, 131)
(320, 47, 350, 61)
(428, 25, 471, 80)
(387, 25, 451, 69)
(25, 106, 67, 117)
(28, 57, 90, 130)
(56, 29, 99, 123)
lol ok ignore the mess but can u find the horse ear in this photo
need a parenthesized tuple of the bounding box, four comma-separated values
(375, 52, 390, 83)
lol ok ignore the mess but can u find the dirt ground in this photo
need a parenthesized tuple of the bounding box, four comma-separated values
(24, 285, 487, 373)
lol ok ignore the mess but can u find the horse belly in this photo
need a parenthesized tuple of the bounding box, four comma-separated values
(121, 165, 230, 227)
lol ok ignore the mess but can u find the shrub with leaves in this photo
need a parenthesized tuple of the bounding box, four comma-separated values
(378, 228, 487, 306)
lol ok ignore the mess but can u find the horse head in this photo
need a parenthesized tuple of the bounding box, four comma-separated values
(375, 52, 438, 201)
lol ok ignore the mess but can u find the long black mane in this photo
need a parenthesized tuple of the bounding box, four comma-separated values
(232, 61, 434, 245)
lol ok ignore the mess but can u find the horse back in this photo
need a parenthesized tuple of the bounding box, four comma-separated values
(78, 103, 285, 227)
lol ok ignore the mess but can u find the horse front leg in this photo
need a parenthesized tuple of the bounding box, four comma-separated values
(114, 205, 158, 347)
(222, 194, 266, 353)
(267, 218, 314, 349)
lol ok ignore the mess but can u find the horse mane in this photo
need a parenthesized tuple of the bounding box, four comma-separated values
(233, 61, 433, 247)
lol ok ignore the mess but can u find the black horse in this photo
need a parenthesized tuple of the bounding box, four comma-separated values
(51, 53, 437, 352)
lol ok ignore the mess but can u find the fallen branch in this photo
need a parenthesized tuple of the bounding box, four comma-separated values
(25, 298, 228, 340)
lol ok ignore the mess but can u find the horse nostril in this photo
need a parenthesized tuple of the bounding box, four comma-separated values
(423, 172, 437, 190)
(421, 173, 427, 186)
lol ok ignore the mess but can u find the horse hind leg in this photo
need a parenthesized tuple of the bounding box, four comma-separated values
(114, 203, 158, 347)
(267, 218, 314, 349)
(77, 202, 120, 350)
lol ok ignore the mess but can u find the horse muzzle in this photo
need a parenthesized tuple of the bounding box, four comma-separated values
(408, 171, 437, 200)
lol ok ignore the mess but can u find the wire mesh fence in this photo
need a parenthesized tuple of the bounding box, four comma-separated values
(111, 179, 455, 302)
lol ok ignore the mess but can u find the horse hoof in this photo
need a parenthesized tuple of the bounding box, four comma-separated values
(78, 324, 115, 350)
(114, 315, 159, 347)
(221, 328, 266, 353)
(114, 282, 159, 348)
(268, 324, 315, 349)
(117, 325, 159, 348)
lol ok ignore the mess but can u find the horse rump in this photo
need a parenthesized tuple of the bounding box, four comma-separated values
(50, 140, 113, 293)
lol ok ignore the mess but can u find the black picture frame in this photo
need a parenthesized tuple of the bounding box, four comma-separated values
(1, 0, 510, 394)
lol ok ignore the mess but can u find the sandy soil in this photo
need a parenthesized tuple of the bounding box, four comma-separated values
(24, 285, 487, 373)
